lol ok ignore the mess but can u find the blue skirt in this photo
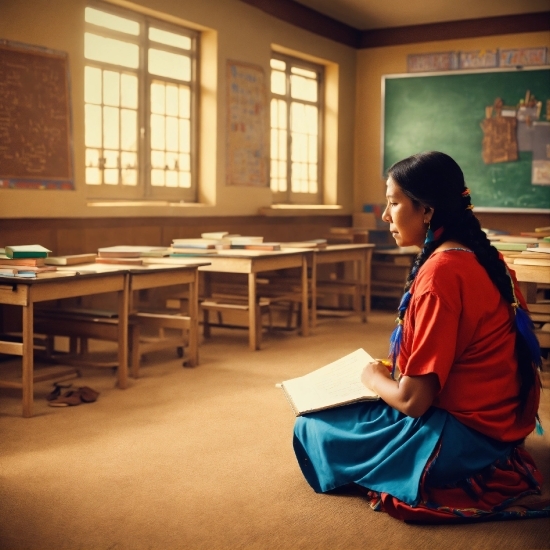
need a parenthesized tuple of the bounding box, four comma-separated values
(293, 401, 513, 506)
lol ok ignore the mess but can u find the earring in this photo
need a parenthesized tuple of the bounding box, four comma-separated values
(424, 222, 434, 244)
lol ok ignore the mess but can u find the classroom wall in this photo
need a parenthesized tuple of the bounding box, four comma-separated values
(0, 0, 357, 219)
(355, 30, 550, 232)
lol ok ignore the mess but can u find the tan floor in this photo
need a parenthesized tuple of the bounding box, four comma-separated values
(0, 310, 549, 550)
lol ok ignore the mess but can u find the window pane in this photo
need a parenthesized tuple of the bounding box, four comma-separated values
(86, 167, 101, 185)
(291, 66, 316, 78)
(148, 49, 190, 81)
(151, 82, 165, 115)
(151, 114, 165, 150)
(104, 150, 118, 168)
(103, 71, 120, 107)
(309, 164, 317, 181)
(85, 7, 139, 35)
(166, 152, 178, 170)
(308, 135, 317, 163)
(85, 66, 102, 104)
(104, 169, 118, 185)
(178, 153, 190, 171)
(292, 134, 307, 162)
(179, 172, 191, 188)
(166, 84, 178, 116)
(271, 70, 286, 95)
(270, 158, 278, 178)
(85, 33, 139, 68)
(166, 117, 178, 152)
(279, 160, 286, 181)
(179, 119, 190, 153)
(270, 128, 278, 158)
(121, 109, 137, 151)
(291, 102, 305, 133)
(179, 86, 190, 118)
(149, 27, 191, 50)
(122, 169, 137, 185)
(151, 169, 164, 186)
(86, 148, 100, 167)
(270, 59, 285, 70)
(166, 170, 178, 187)
(121, 74, 138, 109)
(151, 150, 165, 169)
(103, 106, 119, 149)
(290, 74, 317, 102)
(270, 100, 278, 129)
(278, 130, 287, 160)
(305, 105, 318, 135)
(85, 104, 102, 147)
(278, 99, 287, 129)
(121, 151, 137, 169)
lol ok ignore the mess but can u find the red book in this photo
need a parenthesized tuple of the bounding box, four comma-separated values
(0, 257, 45, 267)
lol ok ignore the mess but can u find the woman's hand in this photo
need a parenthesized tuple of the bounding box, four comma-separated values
(361, 361, 392, 391)
(361, 361, 439, 418)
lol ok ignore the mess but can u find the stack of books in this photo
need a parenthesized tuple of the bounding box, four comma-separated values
(96, 246, 169, 265)
(0, 245, 57, 278)
(488, 226, 550, 267)
(281, 239, 328, 250)
(170, 239, 220, 256)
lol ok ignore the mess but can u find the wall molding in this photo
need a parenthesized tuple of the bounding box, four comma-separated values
(240, 1, 550, 48)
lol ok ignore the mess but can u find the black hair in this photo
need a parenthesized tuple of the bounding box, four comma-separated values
(387, 151, 539, 411)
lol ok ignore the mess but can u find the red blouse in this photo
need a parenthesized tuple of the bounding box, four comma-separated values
(399, 249, 539, 442)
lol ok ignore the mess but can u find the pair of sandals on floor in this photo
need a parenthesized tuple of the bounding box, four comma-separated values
(47, 382, 100, 407)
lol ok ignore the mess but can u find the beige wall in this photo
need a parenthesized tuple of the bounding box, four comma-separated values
(355, 31, 550, 212)
(0, 0, 357, 219)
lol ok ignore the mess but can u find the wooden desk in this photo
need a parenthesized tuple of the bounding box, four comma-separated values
(0, 261, 206, 417)
(127, 262, 206, 368)
(505, 261, 550, 301)
(0, 269, 128, 417)
(308, 244, 375, 328)
(198, 249, 309, 350)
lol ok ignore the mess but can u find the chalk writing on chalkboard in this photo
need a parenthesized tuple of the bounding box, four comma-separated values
(0, 40, 74, 190)
(226, 60, 267, 187)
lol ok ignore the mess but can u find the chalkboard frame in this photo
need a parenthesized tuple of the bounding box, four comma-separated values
(381, 66, 550, 213)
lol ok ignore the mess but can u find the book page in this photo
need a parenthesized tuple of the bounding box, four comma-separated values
(280, 349, 378, 415)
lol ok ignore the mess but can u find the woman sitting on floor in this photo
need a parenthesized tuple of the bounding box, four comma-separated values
(293, 151, 548, 522)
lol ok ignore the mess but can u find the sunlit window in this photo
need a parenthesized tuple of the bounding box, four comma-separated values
(84, 5, 198, 201)
(270, 54, 323, 204)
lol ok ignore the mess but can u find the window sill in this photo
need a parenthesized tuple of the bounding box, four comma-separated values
(259, 205, 344, 216)
(87, 200, 208, 208)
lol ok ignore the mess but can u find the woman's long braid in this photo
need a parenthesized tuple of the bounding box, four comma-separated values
(445, 210, 540, 410)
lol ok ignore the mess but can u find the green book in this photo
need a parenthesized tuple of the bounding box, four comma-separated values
(493, 242, 528, 251)
(5, 245, 51, 259)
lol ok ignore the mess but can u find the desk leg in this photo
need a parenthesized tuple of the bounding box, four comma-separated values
(187, 270, 199, 367)
(310, 255, 317, 330)
(360, 254, 367, 323)
(117, 274, 129, 389)
(301, 255, 309, 337)
(22, 302, 34, 418)
(248, 273, 259, 350)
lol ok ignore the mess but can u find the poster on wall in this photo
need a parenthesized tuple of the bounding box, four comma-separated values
(0, 40, 74, 190)
(226, 60, 267, 186)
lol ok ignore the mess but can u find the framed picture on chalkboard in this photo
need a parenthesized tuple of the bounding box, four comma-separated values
(382, 67, 550, 212)
(0, 40, 74, 190)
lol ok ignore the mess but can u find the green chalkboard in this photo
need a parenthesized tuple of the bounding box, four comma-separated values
(383, 68, 550, 211)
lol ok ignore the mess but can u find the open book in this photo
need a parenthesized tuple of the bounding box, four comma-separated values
(278, 348, 379, 416)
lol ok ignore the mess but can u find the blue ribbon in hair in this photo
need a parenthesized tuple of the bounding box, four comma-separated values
(388, 290, 411, 379)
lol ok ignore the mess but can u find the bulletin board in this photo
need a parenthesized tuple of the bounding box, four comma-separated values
(226, 60, 267, 186)
(0, 40, 74, 190)
(382, 67, 550, 212)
